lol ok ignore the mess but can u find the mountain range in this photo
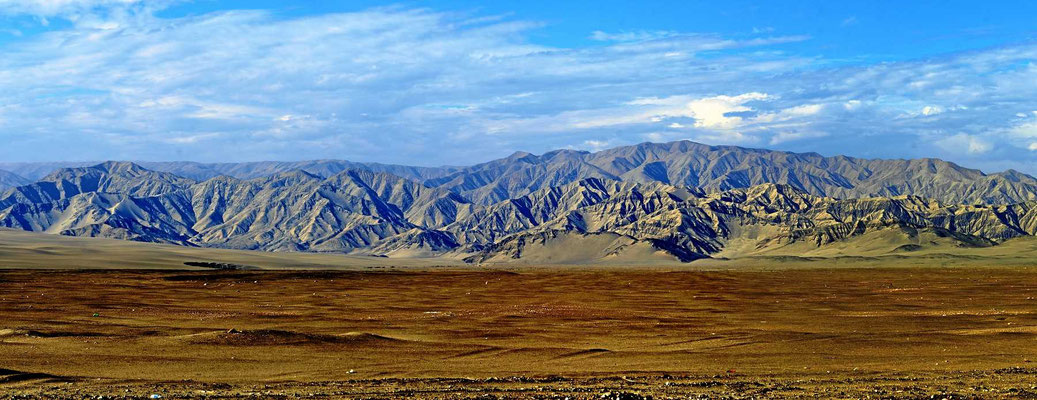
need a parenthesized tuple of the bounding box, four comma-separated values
(0, 169, 30, 191)
(3, 141, 1036, 204)
(1, 140, 1035, 264)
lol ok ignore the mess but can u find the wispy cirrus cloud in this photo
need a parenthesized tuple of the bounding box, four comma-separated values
(589, 30, 677, 42)
(0, 0, 171, 16)
(0, 5, 1033, 174)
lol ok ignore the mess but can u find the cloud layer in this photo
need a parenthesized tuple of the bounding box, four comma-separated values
(0, 5, 1034, 173)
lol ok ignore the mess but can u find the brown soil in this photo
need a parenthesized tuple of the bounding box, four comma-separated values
(1, 267, 1036, 398)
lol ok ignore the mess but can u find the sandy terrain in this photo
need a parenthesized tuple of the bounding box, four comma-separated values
(0, 229, 460, 270)
(1, 266, 1036, 398)
(3, 228, 1037, 270)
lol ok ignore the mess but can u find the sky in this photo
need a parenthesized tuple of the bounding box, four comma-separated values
(0, 1, 1035, 174)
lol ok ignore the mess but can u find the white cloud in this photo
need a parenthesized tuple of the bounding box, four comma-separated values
(783, 104, 824, 116)
(619, 92, 773, 130)
(1010, 119, 1037, 138)
(697, 130, 754, 144)
(686, 92, 772, 129)
(935, 133, 993, 155)
(589, 30, 676, 42)
(506, 92, 779, 134)
(921, 105, 943, 116)
(642, 132, 665, 142)
(138, 96, 274, 120)
(1029, 142, 1037, 151)
(0, 0, 145, 16)
(548, 93, 825, 142)
(163, 132, 220, 144)
(588, 30, 809, 50)
(754, 103, 824, 124)
(966, 137, 993, 154)
(581, 139, 614, 151)
(769, 130, 828, 145)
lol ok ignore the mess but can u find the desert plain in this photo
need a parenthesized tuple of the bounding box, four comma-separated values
(0, 231, 1035, 399)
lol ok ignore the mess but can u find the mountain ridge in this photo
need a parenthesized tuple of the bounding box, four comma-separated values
(422, 141, 1037, 205)
(2, 140, 1032, 205)
(0, 155, 1034, 264)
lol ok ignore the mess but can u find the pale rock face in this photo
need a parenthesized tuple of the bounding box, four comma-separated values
(0, 140, 1035, 263)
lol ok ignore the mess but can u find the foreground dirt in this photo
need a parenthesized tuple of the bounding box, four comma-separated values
(1, 267, 1035, 398)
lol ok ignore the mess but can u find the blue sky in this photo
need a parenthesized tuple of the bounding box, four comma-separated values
(0, 1, 1035, 174)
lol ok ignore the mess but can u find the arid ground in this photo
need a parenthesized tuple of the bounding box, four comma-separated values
(1, 266, 1036, 399)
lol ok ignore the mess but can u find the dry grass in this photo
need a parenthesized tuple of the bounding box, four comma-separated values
(0, 267, 1035, 398)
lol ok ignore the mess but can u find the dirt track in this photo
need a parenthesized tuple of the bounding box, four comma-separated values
(1, 267, 1036, 398)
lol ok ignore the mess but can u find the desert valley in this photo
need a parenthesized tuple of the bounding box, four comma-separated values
(0, 141, 1034, 398)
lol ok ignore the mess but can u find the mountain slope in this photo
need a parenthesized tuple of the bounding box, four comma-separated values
(0, 170, 29, 191)
(424, 141, 1037, 205)
(424, 150, 621, 205)
(460, 181, 1037, 262)
(0, 163, 465, 254)
(189, 169, 468, 252)
(0, 161, 193, 209)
